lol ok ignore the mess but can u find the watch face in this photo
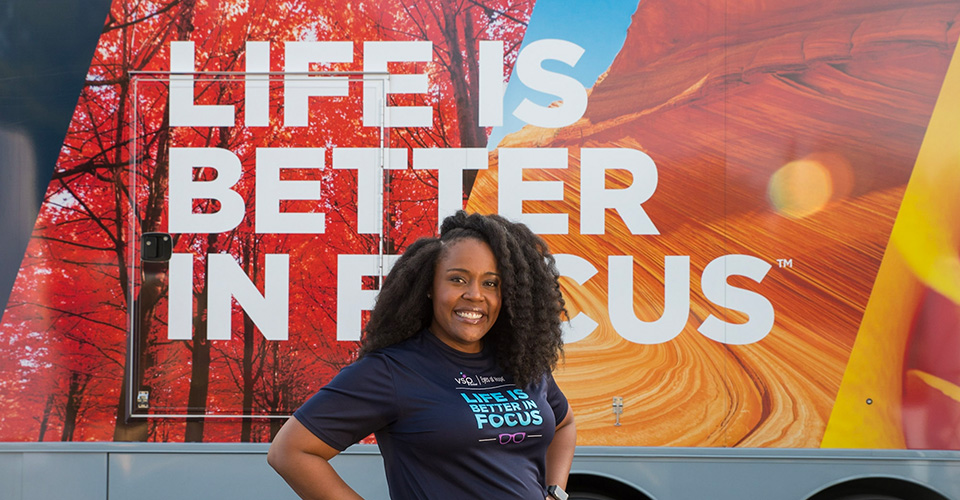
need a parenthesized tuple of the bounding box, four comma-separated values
(547, 485, 568, 500)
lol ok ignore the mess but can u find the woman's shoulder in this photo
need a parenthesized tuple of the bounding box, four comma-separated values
(328, 335, 427, 389)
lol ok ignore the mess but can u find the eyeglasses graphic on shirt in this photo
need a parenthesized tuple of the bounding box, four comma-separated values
(479, 433, 542, 445)
(500, 432, 525, 444)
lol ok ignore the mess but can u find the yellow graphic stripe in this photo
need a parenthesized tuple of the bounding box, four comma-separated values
(907, 370, 960, 404)
(822, 38, 960, 448)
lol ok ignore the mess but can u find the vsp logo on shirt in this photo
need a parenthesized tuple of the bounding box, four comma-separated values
(455, 372, 478, 386)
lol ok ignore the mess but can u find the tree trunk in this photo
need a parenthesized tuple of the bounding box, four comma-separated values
(61, 371, 87, 441)
(240, 238, 259, 442)
(113, 0, 193, 442)
(184, 235, 215, 442)
(438, 3, 487, 196)
(38, 393, 56, 441)
(240, 311, 255, 442)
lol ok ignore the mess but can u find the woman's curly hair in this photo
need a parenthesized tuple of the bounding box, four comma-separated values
(359, 211, 568, 387)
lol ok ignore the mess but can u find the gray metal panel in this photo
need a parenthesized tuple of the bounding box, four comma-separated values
(569, 447, 960, 500)
(106, 446, 388, 500)
(2, 443, 960, 499)
(20, 452, 106, 500)
(109, 452, 297, 500)
(0, 453, 23, 500)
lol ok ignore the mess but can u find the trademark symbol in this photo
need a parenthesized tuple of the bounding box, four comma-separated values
(777, 258, 793, 268)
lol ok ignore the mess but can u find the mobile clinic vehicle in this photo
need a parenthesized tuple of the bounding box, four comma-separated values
(2, 0, 960, 499)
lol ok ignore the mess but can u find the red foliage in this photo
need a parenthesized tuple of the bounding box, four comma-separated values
(0, 0, 533, 442)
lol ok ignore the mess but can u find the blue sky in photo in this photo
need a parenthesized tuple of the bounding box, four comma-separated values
(488, 0, 640, 148)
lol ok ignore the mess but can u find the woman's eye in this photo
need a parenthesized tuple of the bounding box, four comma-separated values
(484, 280, 499, 288)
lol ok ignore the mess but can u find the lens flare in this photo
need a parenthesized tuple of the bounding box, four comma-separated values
(768, 158, 835, 218)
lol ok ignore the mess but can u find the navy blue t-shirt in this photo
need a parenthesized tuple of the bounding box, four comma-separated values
(294, 330, 568, 499)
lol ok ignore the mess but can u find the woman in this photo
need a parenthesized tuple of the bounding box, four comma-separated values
(268, 211, 576, 499)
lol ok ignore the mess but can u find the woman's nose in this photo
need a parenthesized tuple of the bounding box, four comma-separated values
(462, 281, 482, 300)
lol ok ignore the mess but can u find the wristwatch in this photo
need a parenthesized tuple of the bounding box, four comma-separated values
(547, 485, 569, 500)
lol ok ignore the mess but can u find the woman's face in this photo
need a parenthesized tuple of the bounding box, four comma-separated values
(428, 237, 502, 353)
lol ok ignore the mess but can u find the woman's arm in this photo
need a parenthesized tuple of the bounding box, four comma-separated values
(545, 402, 576, 489)
(267, 417, 364, 500)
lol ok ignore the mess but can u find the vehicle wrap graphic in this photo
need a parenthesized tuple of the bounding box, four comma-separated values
(0, 0, 957, 449)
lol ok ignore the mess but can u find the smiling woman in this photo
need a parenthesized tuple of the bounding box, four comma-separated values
(269, 210, 576, 500)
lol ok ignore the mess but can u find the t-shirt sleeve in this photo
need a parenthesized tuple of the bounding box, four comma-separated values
(544, 373, 569, 425)
(293, 354, 400, 451)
